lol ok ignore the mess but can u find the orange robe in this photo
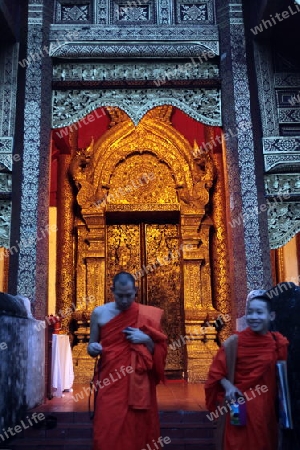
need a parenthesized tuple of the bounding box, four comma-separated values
(205, 327, 288, 450)
(93, 302, 167, 450)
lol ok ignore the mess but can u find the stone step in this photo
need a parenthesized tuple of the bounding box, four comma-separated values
(6, 438, 91, 450)
(7, 438, 215, 450)
(6, 411, 216, 450)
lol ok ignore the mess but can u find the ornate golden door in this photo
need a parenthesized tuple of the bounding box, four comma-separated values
(106, 221, 185, 379)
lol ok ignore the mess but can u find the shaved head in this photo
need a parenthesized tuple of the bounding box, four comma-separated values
(113, 271, 136, 288)
(248, 293, 273, 313)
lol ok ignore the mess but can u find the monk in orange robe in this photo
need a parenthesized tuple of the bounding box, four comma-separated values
(88, 271, 167, 450)
(205, 291, 288, 450)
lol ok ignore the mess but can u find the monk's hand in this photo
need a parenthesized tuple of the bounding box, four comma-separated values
(87, 342, 103, 357)
(123, 327, 149, 344)
(220, 378, 243, 402)
(123, 327, 154, 353)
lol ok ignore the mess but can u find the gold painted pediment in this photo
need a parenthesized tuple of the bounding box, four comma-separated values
(69, 106, 215, 216)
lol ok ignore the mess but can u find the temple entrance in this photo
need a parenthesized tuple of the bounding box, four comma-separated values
(59, 106, 229, 383)
(105, 215, 185, 378)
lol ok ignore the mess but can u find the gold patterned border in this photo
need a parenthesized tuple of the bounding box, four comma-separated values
(106, 203, 180, 211)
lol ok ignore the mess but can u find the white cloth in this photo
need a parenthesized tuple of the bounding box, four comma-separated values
(51, 334, 74, 397)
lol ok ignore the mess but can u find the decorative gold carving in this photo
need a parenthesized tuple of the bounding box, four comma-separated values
(178, 134, 218, 379)
(105, 222, 184, 374)
(75, 224, 89, 311)
(69, 138, 97, 208)
(56, 131, 77, 332)
(70, 107, 196, 212)
(183, 262, 202, 313)
(72, 343, 95, 384)
(146, 224, 183, 374)
(86, 257, 105, 306)
(67, 105, 224, 382)
(184, 318, 219, 382)
(107, 107, 130, 127)
(178, 143, 215, 216)
(145, 105, 173, 123)
(207, 127, 232, 341)
(106, 225, 141, 301)
(108, 153, 177, 204)
(276, 246, 285, 283)
(106, 204, 180, 212)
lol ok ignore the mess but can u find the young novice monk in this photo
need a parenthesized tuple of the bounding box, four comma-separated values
(205, 291, 288, 450)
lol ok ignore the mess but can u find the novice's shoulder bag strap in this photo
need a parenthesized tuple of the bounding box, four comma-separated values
(224, 334, 238, 384)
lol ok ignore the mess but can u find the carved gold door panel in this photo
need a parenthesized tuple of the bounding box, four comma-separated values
(145, 224, 184, 377)
(105, 224, 141, 301)
(106, 222, 185, 378)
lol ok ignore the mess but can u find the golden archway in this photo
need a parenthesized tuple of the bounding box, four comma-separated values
(57, 105, 231, 382)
